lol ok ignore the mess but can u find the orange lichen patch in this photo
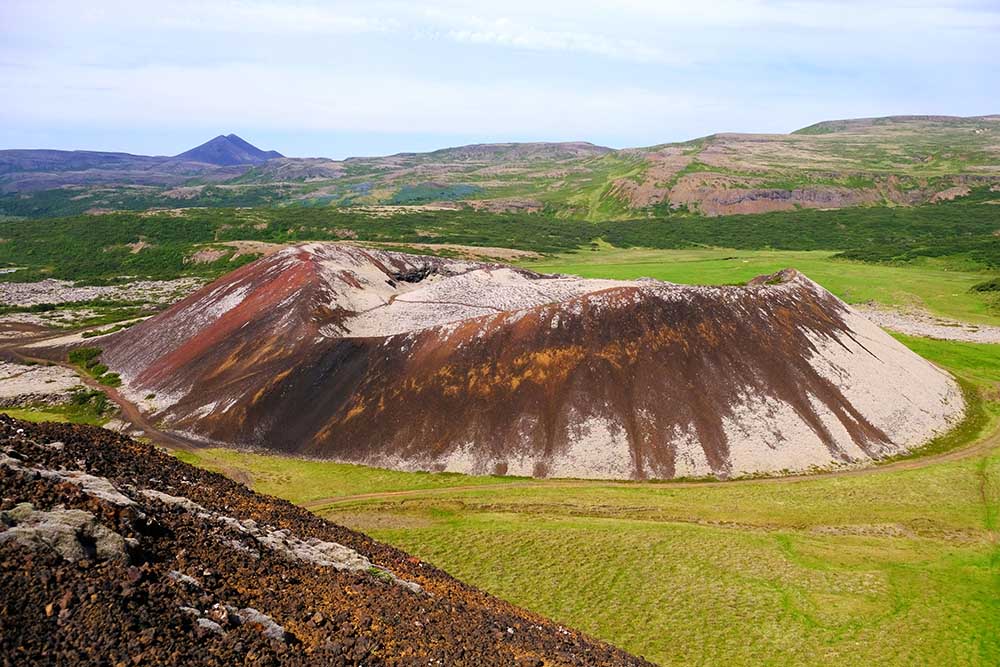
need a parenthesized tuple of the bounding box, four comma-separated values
(205, 337, 291, 380)
(342, 402, 367, 421)
(457, 346, 588, 398)
(246, 368, 295, 407)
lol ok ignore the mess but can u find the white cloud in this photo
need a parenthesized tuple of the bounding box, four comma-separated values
(147, 1, 395, 35)
(0, 0, 996, 151)
(446, 21, 667, 64)
(2, 0, 393, 35)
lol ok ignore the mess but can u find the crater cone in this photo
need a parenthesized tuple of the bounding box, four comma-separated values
(98, 243, 964, 479)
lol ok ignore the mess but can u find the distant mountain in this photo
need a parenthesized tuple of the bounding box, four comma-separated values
(175, 134, 283, 166)
(0, 149, 245, 195)
(410, 141, 612, 162)
(792, 114, 1000, 135)
(1, 116, 998, 218)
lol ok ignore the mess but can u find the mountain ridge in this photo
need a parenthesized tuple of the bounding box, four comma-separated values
(1, 114, 997, 218)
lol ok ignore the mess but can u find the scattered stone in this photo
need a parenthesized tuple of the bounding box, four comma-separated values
(140, 489, 205, 513)
(856, 302, 1000, 344)
(0, 361, 83, 406)
(167, 570, 201, 588)
(0, 503, 127, 562)
(237, 607, 287, 642)
(0, 277, 203, 308)
(196, 617, 225, 636)
(0, 415, 651, 666)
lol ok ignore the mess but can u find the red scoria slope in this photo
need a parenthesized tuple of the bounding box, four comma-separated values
(94, 243, 963, 479)
(0, 417, 651, 666)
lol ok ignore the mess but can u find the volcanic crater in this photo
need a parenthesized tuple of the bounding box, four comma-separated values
(93, 243, 963, 480)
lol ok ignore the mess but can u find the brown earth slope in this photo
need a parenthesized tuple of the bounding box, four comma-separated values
(0, 416, 651, 666)
(79, 244, 963, 480)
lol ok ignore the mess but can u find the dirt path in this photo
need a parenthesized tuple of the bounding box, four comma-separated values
(856, 304, 1000, 343)
(0, 329, 255, 486)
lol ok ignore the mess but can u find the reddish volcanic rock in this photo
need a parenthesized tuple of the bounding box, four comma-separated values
(95, 244, 962, 479)
(0, 417, 651, 666)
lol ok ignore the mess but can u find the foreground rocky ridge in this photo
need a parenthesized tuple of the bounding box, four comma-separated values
(82, 244, 964, 480)
(0, 416, 650, 666)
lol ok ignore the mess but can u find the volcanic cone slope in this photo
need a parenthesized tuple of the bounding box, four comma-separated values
(100, 243, 963, 479)
(0, 417, 651, 666)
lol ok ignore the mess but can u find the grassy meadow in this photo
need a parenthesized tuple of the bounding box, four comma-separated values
(523, 245, 1000, 326)
(0, 403, 108, 426)
(171, 448, 519, 505)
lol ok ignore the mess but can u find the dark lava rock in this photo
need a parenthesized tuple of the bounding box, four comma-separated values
(0, 416, 651, 666)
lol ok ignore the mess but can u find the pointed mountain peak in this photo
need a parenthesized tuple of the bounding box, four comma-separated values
(175, 134, 283, 166)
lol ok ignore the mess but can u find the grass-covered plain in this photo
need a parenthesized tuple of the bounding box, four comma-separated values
(0, 402, 108, 427)
(171, 448, 520, 505)
(175, 335, 1000, 666)
(524, 245, 1000, 326)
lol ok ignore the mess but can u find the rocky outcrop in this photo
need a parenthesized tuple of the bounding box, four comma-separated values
(0, 361, 83, 406)
(0, 417, 651, 666)
(667, 174, 883, 215)
(466, 198, 545, 213)
(93, 244, 964, 480)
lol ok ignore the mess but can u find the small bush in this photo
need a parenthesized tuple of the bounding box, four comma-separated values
(68, 347, 102, 366)
(70, 388, 110, 414)
(970, 277, 1000, 292)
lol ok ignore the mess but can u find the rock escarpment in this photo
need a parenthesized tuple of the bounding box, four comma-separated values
(98, 244, 963, 479)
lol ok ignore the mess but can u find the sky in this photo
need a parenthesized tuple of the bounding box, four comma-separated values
(1, 0, 997, 158)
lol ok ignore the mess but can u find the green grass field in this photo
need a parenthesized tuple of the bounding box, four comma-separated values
(172, 448, 520, 505)
(0, 403, 108, 426)
(522, 245, 1000, 326)
(174, 332, 1000, 666)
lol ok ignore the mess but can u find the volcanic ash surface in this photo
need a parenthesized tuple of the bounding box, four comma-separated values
(96, 243, 964, 480)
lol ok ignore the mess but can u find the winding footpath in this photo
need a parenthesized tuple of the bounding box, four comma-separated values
(301, 425, 1000, 511)
(0, 326, 255, 486)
